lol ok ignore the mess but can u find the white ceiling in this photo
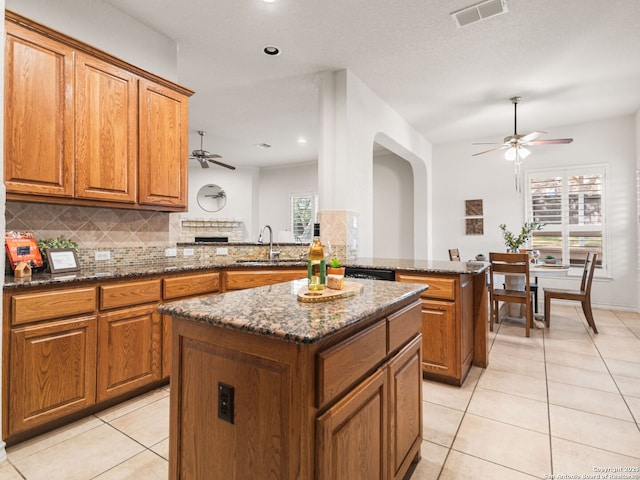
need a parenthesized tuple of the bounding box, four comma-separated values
(105, 0, 640, 169)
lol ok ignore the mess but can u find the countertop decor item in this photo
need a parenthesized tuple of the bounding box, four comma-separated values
(499, 221, 543, 252)
(37, 236, 79, 272)
(297, 280, 361, 302)
(326, 256, 345, 275)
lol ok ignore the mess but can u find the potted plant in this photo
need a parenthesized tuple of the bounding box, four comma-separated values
(499, 221, 543, 253)
(326, 256, 345, 276)
(544, 255, 556, 264)
(475, 253, 487, 261)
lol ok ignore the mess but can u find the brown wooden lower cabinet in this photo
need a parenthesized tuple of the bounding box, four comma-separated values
(2, 270, 221, 442)
(8, 316, 97, 435)
(317, 367, 388, 480)
(224, 267, 306, 290)
(97, 304, 161, 402)
(397, 272, 474, 385)
(169, 298, 423, 480)
(317, 334, 422, 480)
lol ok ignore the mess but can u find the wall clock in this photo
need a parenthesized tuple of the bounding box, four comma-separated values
(197, 184, 227, 212)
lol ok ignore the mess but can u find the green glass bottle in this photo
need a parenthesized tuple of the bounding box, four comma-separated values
(307, 223, 325, 290)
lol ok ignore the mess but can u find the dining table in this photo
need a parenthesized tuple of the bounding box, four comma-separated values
(502, 262, 570, 327)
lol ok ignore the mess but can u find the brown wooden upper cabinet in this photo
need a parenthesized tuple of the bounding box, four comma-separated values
(75, 52, 138, 203)
(4, 21, 75, 198)
(4, 12, 194, 211)
(138, 80, 189, 208)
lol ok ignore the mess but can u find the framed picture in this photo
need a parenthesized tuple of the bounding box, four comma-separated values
(466, 218, 484, 235)
(465, 199, 483, 217)
(46, 248, 80, 274)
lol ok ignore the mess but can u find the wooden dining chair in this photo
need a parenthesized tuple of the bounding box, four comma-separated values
(544, 252, 598, 333)
(519, 249, 540, 313)
(448, 248, 461, 261)
(489, 252, 534, 337)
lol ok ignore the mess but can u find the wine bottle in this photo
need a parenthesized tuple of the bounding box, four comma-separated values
(307, 223, 325, 290)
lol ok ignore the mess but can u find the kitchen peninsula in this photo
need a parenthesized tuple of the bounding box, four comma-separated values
(2, 255, 488, 446)
(158, 278, 427, 480)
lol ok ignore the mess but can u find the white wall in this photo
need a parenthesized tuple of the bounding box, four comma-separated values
(258, 163, 318, 242)
(316, 70, 432, 259)
(636, 109, 640, 311)
(6, 0, 178, 81)
(373, 150, 414, 258)
(186, 163, 259, 241)
(433, 115, 638, 310)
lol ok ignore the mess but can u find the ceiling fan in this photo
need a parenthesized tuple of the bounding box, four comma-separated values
(190, 130, 236, 170)
(472, 96, 573, 190)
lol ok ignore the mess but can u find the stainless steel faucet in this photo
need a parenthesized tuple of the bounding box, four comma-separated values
(258, 225, 280, 260)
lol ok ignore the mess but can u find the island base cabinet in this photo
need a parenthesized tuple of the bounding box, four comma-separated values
(316, 334, 422, 480)
(168, 297, 423, 480)
(316, 368, 388, 480)
(388, 335, 423, 480)
(8, 317, 97, 436)
(170, 319, 305, 480)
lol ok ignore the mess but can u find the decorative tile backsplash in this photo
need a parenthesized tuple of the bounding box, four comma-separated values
(4, 202, 351, 270)
(6, 201, 182, 248)
(318, 210, 358, 261)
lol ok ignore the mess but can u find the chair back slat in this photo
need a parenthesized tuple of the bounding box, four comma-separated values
(489, 252, 531, 285)
(581, 252, 597, 294)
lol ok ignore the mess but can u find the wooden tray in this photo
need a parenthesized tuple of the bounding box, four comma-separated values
(297, 281, 363, 303)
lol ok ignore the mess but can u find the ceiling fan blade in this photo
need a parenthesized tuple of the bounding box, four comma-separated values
(528, 138, 574, 145)
(196, 158, 210, 169)
(204, 153, 222, 159)
(472, 145, 508, 156)
(207, 158, 236, 170)
(519, 131, 547, 143)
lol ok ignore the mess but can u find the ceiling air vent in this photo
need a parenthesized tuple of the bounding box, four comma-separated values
(451, 0, 508, 28)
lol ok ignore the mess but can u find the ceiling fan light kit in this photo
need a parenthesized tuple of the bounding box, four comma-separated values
(473, 96, 573, 192)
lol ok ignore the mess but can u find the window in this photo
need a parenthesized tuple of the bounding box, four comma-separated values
(526, 166, 606, 271)
(290, 193, 317, 243)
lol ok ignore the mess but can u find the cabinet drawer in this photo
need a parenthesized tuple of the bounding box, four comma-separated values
(163, 272, 220, 299)
(396, 274, 456, 301)
(387, 300, 422, 353)
(225, 269, 306, 290)
(12, 287, 97, 326)
(317, 321, 386, 408)
(100, 279, 161, 310)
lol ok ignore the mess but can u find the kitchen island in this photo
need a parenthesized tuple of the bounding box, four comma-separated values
(158, 278, 428, 480)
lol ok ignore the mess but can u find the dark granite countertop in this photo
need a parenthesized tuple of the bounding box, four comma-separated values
(2, 258, 245, 289)
(3, 256, 487, 289)
(158, 278, 427, 344)
(347, 257, 489, 275)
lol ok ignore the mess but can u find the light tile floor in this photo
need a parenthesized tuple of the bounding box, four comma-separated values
(0, 304, 638, 479)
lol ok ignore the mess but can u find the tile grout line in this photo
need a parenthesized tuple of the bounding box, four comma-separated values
(543, 314, 554, 477)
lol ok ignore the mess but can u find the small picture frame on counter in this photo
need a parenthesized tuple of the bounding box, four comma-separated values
(46, 248, 80, 274)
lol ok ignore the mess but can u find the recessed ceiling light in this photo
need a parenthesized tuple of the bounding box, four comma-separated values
(262, 0, 278, 3)
(262, 45, 281, 56)
(297, 137, 307, 144)
(255, 143, 272, 149)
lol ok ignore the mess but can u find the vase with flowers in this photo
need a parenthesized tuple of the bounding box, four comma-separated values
(499, 221, 543, 253)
